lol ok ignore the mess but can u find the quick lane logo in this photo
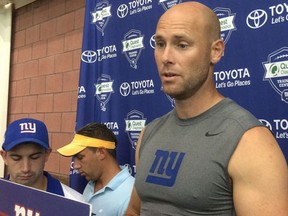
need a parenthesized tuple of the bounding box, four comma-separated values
(159, 0, 182, 11)
(91, 1, 112, 36)
(262, 47, 288, 103)
(122, 29, 145, 69)
(214, 7, 236, 45)
(146, 150, 185, 187)
(125, 110, 146, 150)
(95, 74, 114, 111)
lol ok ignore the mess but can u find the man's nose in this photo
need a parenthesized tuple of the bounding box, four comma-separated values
(21, 159, 31, 173)
(73, 159, 81, 169)
(161, 46, 174, 65)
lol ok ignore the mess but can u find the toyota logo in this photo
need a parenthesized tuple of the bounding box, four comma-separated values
(150, 34, 156, 49)
(259, 119, 272, 131)
(246, 9, 268, 29)
(117, 4, 129, 18)
(120, 82, 131, 96)
(81, 50, 97, 63)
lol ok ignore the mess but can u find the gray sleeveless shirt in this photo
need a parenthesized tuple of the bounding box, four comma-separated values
(135, 98, 263, 215)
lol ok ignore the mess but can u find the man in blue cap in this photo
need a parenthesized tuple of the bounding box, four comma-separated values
(0, 118, 84, 201)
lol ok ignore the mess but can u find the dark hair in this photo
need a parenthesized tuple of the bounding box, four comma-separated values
(76, 123, 117, 158)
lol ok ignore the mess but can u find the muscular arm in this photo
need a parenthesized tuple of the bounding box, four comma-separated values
(125, 187, 141, 216)
(125, 128, 145, 215)
(229, 126, 288, 215)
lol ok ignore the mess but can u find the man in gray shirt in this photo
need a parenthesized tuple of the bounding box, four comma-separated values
(125, 2, 288, 215)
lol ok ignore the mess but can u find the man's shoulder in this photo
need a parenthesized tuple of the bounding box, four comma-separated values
(214, 98, 261, 127)
(144, 110, 174, 131)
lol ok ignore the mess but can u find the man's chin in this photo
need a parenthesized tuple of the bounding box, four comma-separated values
(84, 176, 91, 181)
(79, 173, 90, 181)
(16, 179, 33, 187)
(162, 88, 181, 99)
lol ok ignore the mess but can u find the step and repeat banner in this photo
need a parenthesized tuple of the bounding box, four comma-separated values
(70, 0, 288, 192)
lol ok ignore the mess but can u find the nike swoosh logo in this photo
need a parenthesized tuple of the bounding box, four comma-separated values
(205, 131, 223, 137)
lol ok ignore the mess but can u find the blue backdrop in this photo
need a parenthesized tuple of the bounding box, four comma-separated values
(70, 0, 288, 192)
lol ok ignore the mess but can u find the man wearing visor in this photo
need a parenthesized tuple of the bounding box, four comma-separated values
(57, 123, 134, 216)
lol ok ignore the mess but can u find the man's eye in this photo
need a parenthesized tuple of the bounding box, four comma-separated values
(156, 41, 165, 48)
(76, 155, 84, 161)
(178, 43, 188, 49)
(30, 153, 43, 160)
(10, 156, 21, 161)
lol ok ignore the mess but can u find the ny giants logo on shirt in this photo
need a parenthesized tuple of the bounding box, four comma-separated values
(146, 150, 185, 187)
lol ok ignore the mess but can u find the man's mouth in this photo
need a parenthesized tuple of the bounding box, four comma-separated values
(164, 72, 176, 77)
(18, 175, 33, 180)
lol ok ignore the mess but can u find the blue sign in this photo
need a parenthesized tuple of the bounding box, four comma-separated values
(0, 179, 91, 216)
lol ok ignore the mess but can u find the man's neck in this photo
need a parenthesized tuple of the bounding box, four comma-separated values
(94, 164, 121, 193)
(33, 175, 48, 191)
(175, 92, 224, 119)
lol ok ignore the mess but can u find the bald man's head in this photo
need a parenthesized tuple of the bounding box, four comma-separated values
(157, 2, 221, 42)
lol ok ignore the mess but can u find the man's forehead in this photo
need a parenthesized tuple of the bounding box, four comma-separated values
(8, 142, 45, 152)
(75, 147, 90, 157)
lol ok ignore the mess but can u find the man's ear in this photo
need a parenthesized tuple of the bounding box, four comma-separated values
(44, 148, 52, 162)
(96, 148, 107, 160)
(0, 150, 8, 165)
(211, 39, 225, 65)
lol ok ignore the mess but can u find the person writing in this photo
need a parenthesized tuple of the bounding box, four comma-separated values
(57, 123, 135, 216)
(0, 118, 84, 201)
(125, 1, 288, 215)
